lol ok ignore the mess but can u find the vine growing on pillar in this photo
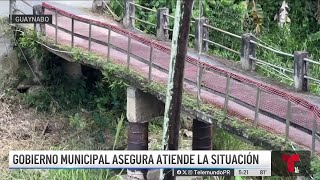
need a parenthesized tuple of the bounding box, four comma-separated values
(18, 29, 44, 62)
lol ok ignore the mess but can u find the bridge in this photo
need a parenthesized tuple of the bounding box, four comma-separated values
(7, 0, 320, 175)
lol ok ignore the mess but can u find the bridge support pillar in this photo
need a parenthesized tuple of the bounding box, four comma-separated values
(294, 51, 308, 92)
(126, 86, 164, 180)
(33, 5, 46, 36)
(123, 0, 135, 29)
(9, 0, 16, 24)
(240, 33, 256, 71)
(63, 61, 83, 79)
(192, 118, 213, 150)
(156, 8, 169, 41)
(92, 0, 106, 13)
(30, 57, 44, 83)
(194, 17, 209, 52)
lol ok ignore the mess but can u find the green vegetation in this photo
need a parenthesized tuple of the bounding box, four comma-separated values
(5, 14, 319, 178)
(6, 114, 126, 180)
(1, 30, 128, 179)
(108, 0, 320, 94)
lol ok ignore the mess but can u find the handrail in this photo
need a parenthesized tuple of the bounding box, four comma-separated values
(203, 23, 241, 39)
(130, 16, 156, 27)
(250, 56, 294, 74)
(121, 3, 320, 87)
(250, 40, 294, 58)
(10, 0, 34, 17)
(163, 13, 195, 24)
(21, 0, 33, 8)
(305, 75, 320, 84)
(204, 38, 240, 55)
(303, 58, 320, 82)
(163, 24, 195, 38)
(130, 2, 157, 13)
(257, 64, 294, 82)
(304, 58, 320, 66)
(163, 13, 174, 19)
(13, 8, 26, 15)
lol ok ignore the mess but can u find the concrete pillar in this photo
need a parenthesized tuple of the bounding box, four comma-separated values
(126, 86, 164, 180)
(63, 61, 82, 79)
(92, 0, 106, 13)
(294, 51, 308, 92)
(33, 5, 46, 36)
(9, 0, 16, 24)
(192, 119, 213, 150)
(194, 17, 209, 52)
(30, 58, 44, 83)
(240, 33, 256, 71)
(127, 122, 148, 180)
(156, 8, 169, 41)
(123, 0, 135, 29)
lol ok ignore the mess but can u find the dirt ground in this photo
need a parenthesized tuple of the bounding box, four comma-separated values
(0, 95, 69, 170)
(0, 94, 193, 162)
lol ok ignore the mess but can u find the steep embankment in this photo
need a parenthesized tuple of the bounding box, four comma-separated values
(0, 18, 19, 89)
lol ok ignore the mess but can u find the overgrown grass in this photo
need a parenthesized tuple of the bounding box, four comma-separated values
(6, 115, 127, 180)
(212, 128, 260, 150)
(4, 31, 130, 179)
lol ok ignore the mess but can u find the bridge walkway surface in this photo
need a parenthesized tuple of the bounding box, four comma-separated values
(32, 2, 320, 153)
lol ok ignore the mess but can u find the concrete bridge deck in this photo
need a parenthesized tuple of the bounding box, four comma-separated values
(12, 1, 320, 154)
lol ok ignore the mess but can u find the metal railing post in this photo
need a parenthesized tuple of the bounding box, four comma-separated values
(33, 5, 46, 36)
(156, 7, 169, 41)
(223, 74, 231, 119)
(88, 21, 92, 51)
(148, 46, 153, 83)
(254, 87, 261, 127)
(196, 66, 203, 106)
(123, 0, 135, 29)
(127, 35, 131, 70)
(240, 33, 256, 71)
(33, 5, 37, 32)
(294, 51, 308, 92)
(311, 118, 317, 157)
(107, 28, 111, 62)
(9, 0, 16, 24)
(55, 10, 58, 44)
(195, 17, 209, 52)
(71, 17, 74, 47)
(40, 5, 46, 36)
(285, 101, 291, 141)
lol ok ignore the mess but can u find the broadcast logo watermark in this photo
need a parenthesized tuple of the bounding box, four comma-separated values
(10, 15, 52, 24)
(282, 153, 300, 173)
(271, 151, 311, 176)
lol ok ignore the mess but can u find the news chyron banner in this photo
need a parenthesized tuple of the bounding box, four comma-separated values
(271, 151, 311, 177)
(9, 150, 271, 176)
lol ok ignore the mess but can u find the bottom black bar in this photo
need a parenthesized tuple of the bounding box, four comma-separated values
(172, 169, 234, 176)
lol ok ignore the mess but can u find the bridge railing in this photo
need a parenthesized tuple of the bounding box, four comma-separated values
(40, 2, 320, 155)
(9, 0, 33, 18)
(128, 2, 157, 30)
(125, 1, 196, 42)
(9, 0, 45, 33)
(120, 0, 320, 94)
